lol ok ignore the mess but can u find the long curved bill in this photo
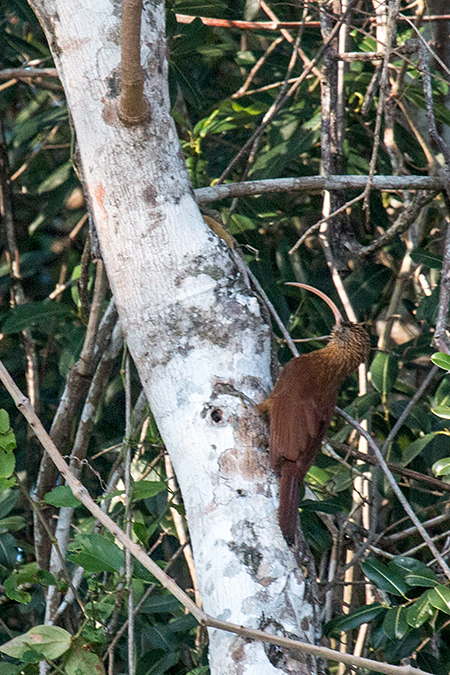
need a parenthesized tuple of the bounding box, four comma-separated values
(285, 282, 343, 326)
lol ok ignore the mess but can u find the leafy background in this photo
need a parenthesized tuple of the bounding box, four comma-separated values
(1, 0, 450, 673)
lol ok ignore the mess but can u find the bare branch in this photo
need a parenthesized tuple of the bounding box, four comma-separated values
(118, 0, 149, 125)
(0, 68, 59, 79)
(195, 175, 444, 203)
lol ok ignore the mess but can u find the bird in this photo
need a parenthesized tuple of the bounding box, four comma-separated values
(259, 283, 370, 545)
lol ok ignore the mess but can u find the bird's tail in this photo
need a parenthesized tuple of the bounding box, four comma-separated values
(279, 460, 301, 545)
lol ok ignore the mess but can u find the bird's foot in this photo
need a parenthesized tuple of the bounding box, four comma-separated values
(213, 382, 257, 408)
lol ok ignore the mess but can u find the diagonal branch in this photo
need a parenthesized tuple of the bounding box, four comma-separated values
(0, 358, 430, 675)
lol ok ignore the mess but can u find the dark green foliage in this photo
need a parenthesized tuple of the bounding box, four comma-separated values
(2, 1, 450, 674)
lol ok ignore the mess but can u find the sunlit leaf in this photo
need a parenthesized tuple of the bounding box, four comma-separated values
(0, 625, 71, 660)
(432, 458, 450, 476)
(432, 406, 450, 419)
(431, 352, 450, 371)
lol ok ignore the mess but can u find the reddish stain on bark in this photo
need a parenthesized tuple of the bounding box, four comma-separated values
(94, 184, 108, 220)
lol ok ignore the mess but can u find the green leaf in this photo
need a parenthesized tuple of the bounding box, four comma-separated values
(370, 353, 399, 395)
(37, 160, 72, 194)
(84, 598, 115, 622)
(133, 521, 150, 546)
(431, 352, 450, 371)
(324, 603, 385, 636)
(382, 606, 409, 640)
(432, 406, 450, 419)
(44, 485, 81, 508)
(137, 649, 180, 675)
(0, 477, 16, 491)
(64, 643, 105, 675)
(0, 516, 26, 534)
(405, 571, 440, 588)
(0, 411, 10, 435)
(392, 557, 439, 587)
(401, 433, 437, 467)
(145, 626, 176, 651)
(407, 593, 435, 628)
(4, 572, 31, 604)
(434, 376, 450, 408)
(132, 481, 167, 501)
(0, 625, 71, 660)
(229, 213, 257, 234)
(0, 662, 23, 674)
(299, 500, 346, 515)
(68, 534, 124, 573)
(0, 442, 15, 479)
(0, 489, 18, 520)
(167, 614, 197, 633)
(410, 249, 442, 269)
(305, 465, 330, 486)
(140, 594, 183, 615)
(1, 302, 74, 334)
(361, 559, 407, 597)
(432, 458, 450, 477)
(427, 585, 450, 614)
(4, 563, 56, 603)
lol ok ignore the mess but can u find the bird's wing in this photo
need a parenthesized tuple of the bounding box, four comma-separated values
(268, 354, 338, 477)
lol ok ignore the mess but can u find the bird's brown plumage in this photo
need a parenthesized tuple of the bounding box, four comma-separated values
(260, 322, 370, 544)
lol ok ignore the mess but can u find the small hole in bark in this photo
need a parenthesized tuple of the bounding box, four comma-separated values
(211, 408, 223, 423)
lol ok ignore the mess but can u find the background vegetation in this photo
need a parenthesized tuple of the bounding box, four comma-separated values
(1, 0, 450, 673)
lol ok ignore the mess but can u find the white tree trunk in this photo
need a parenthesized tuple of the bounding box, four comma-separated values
(28, 1, 318, 672)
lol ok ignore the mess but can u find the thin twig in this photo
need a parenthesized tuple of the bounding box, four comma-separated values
(232, 36, 283, 98)
(0, 117, 40, 413)
(363, 0, 401, 216)
(0, 359, 431, 675)
(246, 268, 299, 357)
(290, 192, 364, 254)
(173, 13, 450, 30)
(260, 1, 322, 79)
(356, 190, 439, 257)
(380, 365, 439, 456)
(34, 260, 110, 570)
(164, 454, 201, 606)
(216, 5, 355, 185)
(337, 407, 450, 581)
(123, 353, 134, 675)
(104, 542, 188, 659)
(385, 513, 450, 543)
(0, 359, 204, 620)
(434, 223, 450, 353)
(331, 441, 450, 493)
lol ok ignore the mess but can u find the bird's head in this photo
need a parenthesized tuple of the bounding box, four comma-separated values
(330, 321, 371, 365)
